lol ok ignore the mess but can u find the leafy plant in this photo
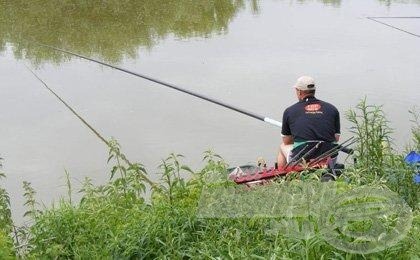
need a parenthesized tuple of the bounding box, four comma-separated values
(0, 159, 14, 259)
(0, 159, 12, 231)
(0, 178, 12, 233)
(346, 98, 393, 177)
(0, 159, 10, 226)
(22, 181, 41, 219)
(408, 107, 420, 151)
(346, 99, 419, 210)
(156, 153, 193, 206)
(0, 229, 14, 260)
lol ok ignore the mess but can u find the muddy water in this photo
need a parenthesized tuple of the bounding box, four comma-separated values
(1, 0, 419, 222)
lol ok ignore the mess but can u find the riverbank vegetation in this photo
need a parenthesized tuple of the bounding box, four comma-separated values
(0, 100, 419, 259)
(0, 161, 14, 259)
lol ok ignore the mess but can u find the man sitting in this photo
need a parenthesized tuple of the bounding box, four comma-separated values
(277, 76, 340, 167)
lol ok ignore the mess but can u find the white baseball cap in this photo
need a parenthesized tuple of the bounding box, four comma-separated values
(294, 76, 316, 91)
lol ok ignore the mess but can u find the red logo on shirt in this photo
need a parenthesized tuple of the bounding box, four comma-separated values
(305, 103, 321, 112)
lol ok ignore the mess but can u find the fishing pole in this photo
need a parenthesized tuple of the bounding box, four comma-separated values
(24, 65, 157, 188)
(34, 42, 282, 128)
(289, 141, 323, 167)
(366, 17, 420, 38)
(367, 16, 420, 19)
(308, 140, 355, 167)
(308, 137, 356, 167)
(285, 144, 309, 168)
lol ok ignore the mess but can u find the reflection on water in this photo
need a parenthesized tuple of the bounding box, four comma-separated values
(0, 0, 254, 63)
(298, 0, 341, 7)
(2, 0, 419, 64)
(378, 0, 420, 6)
(297, 0, 420, 7)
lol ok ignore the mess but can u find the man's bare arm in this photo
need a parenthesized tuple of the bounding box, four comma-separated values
(335, 134, 340, 142)
(282, 135, 293, 145)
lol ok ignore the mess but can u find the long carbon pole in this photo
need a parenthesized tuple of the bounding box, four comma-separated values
(366, 17, 420, 38)
(36, 43, 282, 128)
(25, 65, 157, 188)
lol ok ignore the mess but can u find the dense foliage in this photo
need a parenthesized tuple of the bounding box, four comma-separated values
(347, 99, 419, 209)
(17, 154, 420, 259)
(0, 230, 14, 260)
(0, 101, 419, 259)
(0, 160, 14, 259)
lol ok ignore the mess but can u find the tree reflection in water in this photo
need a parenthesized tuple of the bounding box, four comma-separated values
(1, 0, 418, 63)
(0, 0, 253, 63)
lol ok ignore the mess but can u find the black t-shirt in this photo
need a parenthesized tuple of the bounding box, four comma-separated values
(281, 97, 340, 142)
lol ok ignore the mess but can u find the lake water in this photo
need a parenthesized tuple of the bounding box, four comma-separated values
(1, 0, 419, 222)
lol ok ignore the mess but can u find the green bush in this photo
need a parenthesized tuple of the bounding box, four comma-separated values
(0, 230, 14, 260)
(0, 161, 14, 259)
(0, 162, 12, 232)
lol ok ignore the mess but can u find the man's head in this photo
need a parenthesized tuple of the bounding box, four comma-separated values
(294, 76, 316, 100)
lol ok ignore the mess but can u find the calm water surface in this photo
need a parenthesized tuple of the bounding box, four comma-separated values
(1, 0, 419, 222)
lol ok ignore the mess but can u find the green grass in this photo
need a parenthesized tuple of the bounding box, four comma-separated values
(0, 230, 14, 260)
(0, 99, 419, 259)
(0, 160, 14, 259)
